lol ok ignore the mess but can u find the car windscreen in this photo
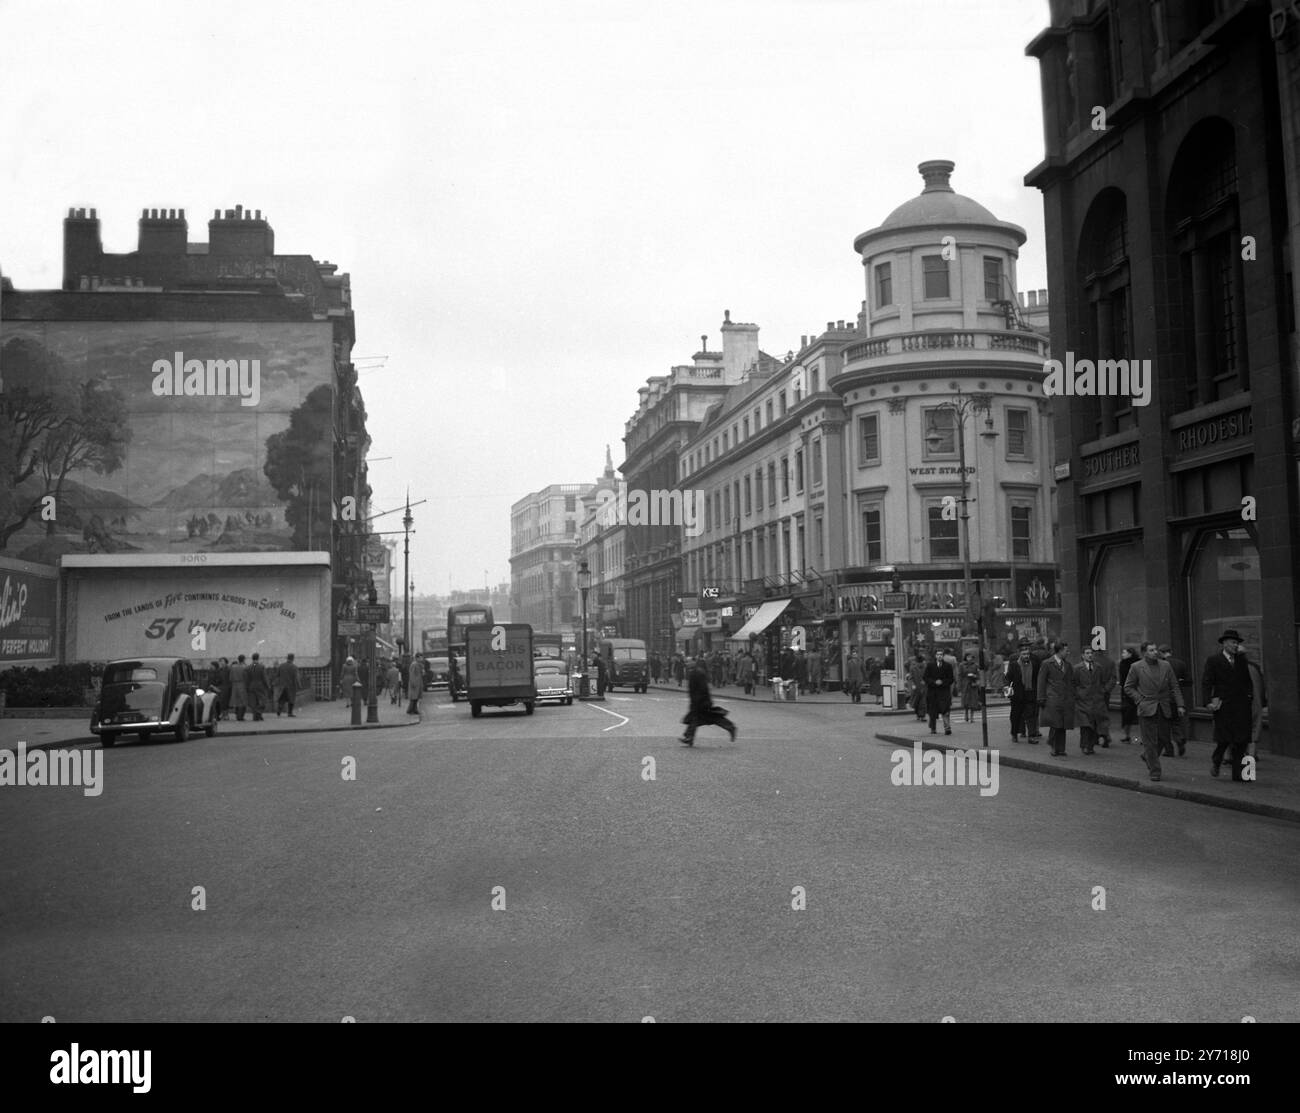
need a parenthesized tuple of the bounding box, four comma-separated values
(103, 665, 159, 684)
(612, 648, 646, 660)
(428, 658, 449, 671)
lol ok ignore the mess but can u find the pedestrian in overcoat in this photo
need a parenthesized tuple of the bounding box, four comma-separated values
(1124, 641, 1184, 781)
(228, 654, 250, 721)
(922, 648, 954, 735)
(1202, 629, 1253, 781)
(844, 650, 864, 703)
(1036, 641, 1075, 756)
(679, 657, 736, 746)
(1072, 646, 1107, 754)
(1006, 647, 1036, 743)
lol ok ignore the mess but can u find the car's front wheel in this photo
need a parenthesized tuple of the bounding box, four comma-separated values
(100, 732, 118, 748)
(204, 714, 217, 738)
(174, 716, 190, 743)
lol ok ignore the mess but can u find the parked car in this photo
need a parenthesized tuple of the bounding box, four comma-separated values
(533, 659, 574, 706)
(425, 656, 451, 691)
(89, 657, 219, 747)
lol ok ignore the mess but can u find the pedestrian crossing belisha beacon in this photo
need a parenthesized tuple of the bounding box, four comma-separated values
(890, 741, 999, 797)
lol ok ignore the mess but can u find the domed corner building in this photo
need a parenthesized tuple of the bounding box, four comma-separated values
(826, 159, 1061, 669)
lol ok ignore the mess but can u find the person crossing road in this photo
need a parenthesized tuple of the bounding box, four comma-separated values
(679, 656, 737, 746)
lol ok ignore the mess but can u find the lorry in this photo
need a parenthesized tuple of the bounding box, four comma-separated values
(598, 637, 649, 692)
(464, 623, 537, 717)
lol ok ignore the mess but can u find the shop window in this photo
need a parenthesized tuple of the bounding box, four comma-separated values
(1092, 541, 1148, 651)
(1187, 526, 1263, 690)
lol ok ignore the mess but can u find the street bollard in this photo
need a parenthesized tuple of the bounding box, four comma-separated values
(351, 681, 363, 726)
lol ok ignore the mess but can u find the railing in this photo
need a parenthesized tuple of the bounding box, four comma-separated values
(842, 328, 1049, 366)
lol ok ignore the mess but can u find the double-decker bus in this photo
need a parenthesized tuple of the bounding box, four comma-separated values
(447, 604, 494, 648)
(422, 627, 449, 656)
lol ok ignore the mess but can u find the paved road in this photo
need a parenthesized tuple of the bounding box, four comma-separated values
(2, 691, 1297, 1022)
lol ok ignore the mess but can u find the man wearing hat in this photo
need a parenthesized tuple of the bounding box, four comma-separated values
(1202, 629, 1253, 781)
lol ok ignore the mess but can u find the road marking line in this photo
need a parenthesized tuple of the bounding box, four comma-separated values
(586, 702, 629, 732)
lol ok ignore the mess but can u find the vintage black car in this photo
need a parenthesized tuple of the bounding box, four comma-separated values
(89, 657, 220, 747)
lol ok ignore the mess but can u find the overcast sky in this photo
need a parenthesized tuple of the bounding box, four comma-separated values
(0, 0, 1052, 597)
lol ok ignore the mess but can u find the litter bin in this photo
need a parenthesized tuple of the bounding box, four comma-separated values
(577, 672, 591, 698)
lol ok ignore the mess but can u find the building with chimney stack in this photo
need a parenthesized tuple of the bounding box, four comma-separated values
(673, 163, 1058, 684)
(1025, 0, 1300, 757)
(0, 206, 370, 695)
(619, 315, 778, 660)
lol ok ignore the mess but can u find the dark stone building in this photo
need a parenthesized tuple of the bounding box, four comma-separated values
(1025, 0, 1300, 755)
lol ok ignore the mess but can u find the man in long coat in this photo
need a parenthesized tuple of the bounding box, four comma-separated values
(1160, 644, 1192, 757)
(680, 656, 736, 746)
(407, 655, 424, 716)
(275, 653, 300, 717)
(1091, 648, 1118, 747)
(1202, 629, 1253, 781)
(1072, 646, 1108, 755)
(907, 652, 927, 721)
(1124, 641, 1184, 781)
(1026, 637, 1050, 740)
(922, 648, 954, 735)
(844, 650, 864, 704)
(1006, 646, 1037, 744)
(228, 654, 250, 722)
(737, 651, 755, 696)
(248, 653, 270, 721)
(1036, 641, 1075, 756)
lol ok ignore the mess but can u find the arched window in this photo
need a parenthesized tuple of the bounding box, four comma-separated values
(1164, 119, 1247, 408)
(1076, 188, 1134, 438)
(1091, 542, 1147, 652)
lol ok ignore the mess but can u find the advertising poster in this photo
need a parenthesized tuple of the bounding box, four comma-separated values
(0, 320, 335, 564)
(68, 568, 329, 662)
(0, 564, 57, 661)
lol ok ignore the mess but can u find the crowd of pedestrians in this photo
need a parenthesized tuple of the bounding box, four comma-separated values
(204, 650, 434, 722)
(206, 653, 300, 722)
(967, 630, 1263, 783)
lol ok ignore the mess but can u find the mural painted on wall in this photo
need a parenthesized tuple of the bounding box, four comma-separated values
(0, 321, 334, 562)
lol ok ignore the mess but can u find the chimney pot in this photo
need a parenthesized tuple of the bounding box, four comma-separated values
(179, 208, 185, 220)
(255, 209, 261, 220)
(141, 208, 148, 218)
(89, 208, 96, 218)
(214, 209, 221, 219)
(1028, 291, 1037, 307)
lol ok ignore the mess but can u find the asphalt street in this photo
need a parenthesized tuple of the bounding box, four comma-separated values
(2, 690, 1297, 1022)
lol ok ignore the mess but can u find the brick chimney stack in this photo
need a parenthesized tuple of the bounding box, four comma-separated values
(208, 205, 274, 256)
(62, 207, 102, 290)
(137, 208, 188, 255)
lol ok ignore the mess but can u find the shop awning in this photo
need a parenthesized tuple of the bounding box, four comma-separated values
(676, 626, 700, 642)
(730, 599, 791, 641)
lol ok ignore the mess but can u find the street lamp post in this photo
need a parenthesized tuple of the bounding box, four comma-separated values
(926, 390, 998, 748)
(578, 559, 591, 698)
(402, 494, 413, 658)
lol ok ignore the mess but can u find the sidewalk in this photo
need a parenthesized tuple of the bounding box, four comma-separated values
(0, 692, 427, 754)
(873, 710, 1300, 825)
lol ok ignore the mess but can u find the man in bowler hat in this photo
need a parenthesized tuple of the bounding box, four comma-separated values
(1202, 629, 1253, 781)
